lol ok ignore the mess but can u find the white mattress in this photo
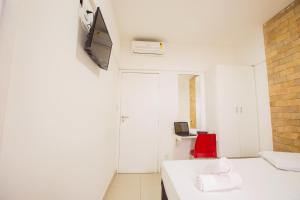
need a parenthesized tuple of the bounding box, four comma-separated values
(161, 158, 300, 200)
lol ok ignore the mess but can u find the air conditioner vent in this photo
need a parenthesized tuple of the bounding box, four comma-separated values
(131, 41, 165, 55)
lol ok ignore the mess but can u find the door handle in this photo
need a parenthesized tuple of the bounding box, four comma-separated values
(121, 116, 130, 122)
(235, 106, 239, 114)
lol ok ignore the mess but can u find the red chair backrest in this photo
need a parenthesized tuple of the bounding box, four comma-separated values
(193, 134, 217, 158)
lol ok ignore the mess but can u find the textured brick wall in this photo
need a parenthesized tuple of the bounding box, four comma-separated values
(264, 0, 300, 152)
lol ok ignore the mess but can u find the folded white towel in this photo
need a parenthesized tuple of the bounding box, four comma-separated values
(196, 172, 242, 192)
(203, 157, 233, 175)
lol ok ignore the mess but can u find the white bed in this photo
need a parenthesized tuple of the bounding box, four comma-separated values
(161, 158, 300, 200)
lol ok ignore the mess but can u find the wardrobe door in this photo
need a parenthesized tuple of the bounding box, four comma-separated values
(237, 67, 259, 157)
(216, 66, 241, 158)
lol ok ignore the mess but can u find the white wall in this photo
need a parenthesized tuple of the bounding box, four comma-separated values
(236, 28, 266, 66)
(158, 72, 178, 161)
(195, 76, 206, 130)
(204, 68, 217, 133)
(117, 39, 257, 161)
(158, 72, 193, 161)
(0, 0, 120, 200)
(120, 41, 241, 71)
(0, 0, 3, 17)
(177, 75, 206, 130)
(254, 63, 273, 151)
(0, 0, 16, 152)
(118, 28, 273, 159)
(177, 75, 190, 123)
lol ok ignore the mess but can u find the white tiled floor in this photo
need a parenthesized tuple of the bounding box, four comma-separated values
(104, 173, 161, 200)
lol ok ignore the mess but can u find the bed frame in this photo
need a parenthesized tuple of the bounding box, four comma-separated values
(161, 180, 168, 200)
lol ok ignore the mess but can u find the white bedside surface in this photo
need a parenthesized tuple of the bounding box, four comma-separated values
(174, 134, 197, 142)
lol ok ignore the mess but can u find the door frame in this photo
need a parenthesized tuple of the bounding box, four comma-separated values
(117, 71, 160, 173)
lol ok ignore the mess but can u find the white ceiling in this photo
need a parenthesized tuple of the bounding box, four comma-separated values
(111, 0, 293, 45)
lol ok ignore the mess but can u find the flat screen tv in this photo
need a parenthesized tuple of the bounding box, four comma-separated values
(85, 7, 112, 70)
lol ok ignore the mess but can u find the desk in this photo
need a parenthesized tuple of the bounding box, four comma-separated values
(173, 134, 218, 159)
(173, 134, 197, 160)
(174, 134, 197, 142)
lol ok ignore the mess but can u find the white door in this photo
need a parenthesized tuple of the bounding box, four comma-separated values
(118, 72, 159, 173)
(237, 67, 259, 157)
(216, 66, 259, 158)
(216, 66, 241, 157)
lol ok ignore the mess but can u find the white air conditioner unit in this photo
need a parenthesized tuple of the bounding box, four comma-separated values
(131, 41, 165, 55)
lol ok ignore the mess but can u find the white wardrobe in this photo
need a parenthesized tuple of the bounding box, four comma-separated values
(205, 65, 259, 158)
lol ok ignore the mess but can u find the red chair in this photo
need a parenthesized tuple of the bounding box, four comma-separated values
(190, 133, 217, 158)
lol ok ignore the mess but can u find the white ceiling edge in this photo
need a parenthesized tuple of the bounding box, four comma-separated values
(111, 0, 294, 45)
